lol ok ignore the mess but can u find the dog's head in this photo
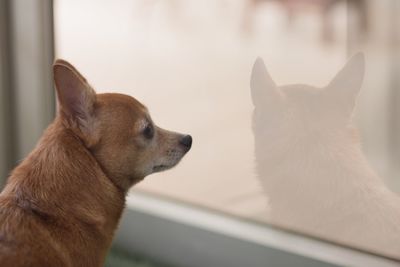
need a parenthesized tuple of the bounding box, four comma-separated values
(250, 53, 365, 140)
(53, 60, 192, 191)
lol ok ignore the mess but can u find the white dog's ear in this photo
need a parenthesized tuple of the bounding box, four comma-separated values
(53, 59, 96, 132)
(325, 53, 365, 115)
(250, 57, 280, 108)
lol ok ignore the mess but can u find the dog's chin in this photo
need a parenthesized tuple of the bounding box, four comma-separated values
(151, 159, 182, 173)
(150, 150, 189, 174)
(152, 164, 170, 172)
(152, 162, 178, 173)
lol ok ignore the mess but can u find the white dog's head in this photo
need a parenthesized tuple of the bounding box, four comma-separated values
(251, 53, 365, 143)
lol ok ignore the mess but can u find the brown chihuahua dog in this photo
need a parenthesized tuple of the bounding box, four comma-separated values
(0, 60, 192, 266)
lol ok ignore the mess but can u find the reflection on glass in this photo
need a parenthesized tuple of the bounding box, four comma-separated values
(55, 0, 400, 260)
(251, 54, 400, 259)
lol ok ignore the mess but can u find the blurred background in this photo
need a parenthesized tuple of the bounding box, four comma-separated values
(54, 0, 400, 211)
(1, 0, 400, 265)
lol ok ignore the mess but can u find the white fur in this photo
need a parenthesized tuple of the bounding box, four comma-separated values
(251, 54, 400, 259)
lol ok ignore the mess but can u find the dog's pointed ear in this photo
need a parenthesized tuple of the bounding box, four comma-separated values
(53, 59, 96, 132)
(325, 53, 365, 115)
(250, 57, 280, 108)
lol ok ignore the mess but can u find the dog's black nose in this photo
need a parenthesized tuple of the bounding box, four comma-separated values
(180, 135, 192, 151)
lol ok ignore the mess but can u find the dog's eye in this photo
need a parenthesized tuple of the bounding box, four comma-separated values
(143, 125, 154, 139)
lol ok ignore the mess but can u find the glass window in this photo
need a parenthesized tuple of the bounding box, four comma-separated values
(54, 0, 400, 260)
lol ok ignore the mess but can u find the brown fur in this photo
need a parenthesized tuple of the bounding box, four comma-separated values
(0, 60, 191, 266)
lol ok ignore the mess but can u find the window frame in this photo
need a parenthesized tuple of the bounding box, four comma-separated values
(0, 0, 14, 186)
(114, 191, 400, 267)
(0, 0, 54, 186)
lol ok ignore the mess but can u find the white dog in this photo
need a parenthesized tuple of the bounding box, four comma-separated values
(251, 53, 400, 259)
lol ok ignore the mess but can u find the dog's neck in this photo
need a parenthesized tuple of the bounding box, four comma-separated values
(255, 126, 384, 222)
(2, 118, 125, 262)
